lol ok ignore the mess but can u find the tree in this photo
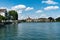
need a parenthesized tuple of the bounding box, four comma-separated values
(0, 15, 6, 22)
(56, 17, 60, 22)
(8, 10, 18, 20)
(0, 15, 6, 20)
(48, 17, 54, 22)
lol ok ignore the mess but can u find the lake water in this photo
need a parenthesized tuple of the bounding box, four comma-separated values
(0, 22, 60, 40)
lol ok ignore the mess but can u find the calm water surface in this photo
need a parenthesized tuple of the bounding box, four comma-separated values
(0, 22, 60, 40)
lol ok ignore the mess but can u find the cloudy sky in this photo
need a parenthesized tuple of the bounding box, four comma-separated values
(0, 0, 60, 19)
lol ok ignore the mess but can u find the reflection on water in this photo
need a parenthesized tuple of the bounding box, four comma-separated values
(0, 22, 60, 40)
(0, 24, 18, 40)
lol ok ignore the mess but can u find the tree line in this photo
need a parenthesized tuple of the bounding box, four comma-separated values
(48, 17, 60, 22)
(0, 10, 60, 22)
(0, 10, 18, 22)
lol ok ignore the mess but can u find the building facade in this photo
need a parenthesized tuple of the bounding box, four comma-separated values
(26, 17, 50, 22)
(0, 9, 8, 17)
(26, 17, 33, 22)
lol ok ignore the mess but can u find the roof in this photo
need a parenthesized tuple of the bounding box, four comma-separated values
(0, 9, 7, 12)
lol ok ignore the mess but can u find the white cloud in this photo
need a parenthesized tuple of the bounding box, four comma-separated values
(0, 7, 9, 10)
(0, 7, 11, 12)
(42, 0, 58, 4)
(11, 5, 26, 10)
(40, 14, 48, 18)
(44, 6, 59, 10)
(25, 7, 34, 11)
(0, 7, 7, 9)
(11, 5, 34, 13)
(10, 5, 26, 14)
(36, 10, 43, 13)
(17, 10, 23, 13)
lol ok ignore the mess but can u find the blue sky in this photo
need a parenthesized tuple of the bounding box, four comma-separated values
(0, 0, 60, 19)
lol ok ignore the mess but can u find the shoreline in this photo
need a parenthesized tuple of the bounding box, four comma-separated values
(0, 20, 60, 25)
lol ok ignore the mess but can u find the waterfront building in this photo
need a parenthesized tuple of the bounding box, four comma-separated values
(0, 9, 8, 17)
(0, 9, 9, 22)
(26, 17, 50, 22)
(26, 17, 33, 22)
(37, 18, 50, 22)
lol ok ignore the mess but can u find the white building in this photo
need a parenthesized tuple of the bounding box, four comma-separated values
(0, 9, 7, 17)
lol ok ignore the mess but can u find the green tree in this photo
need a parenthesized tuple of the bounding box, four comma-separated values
(0, 15, 6, 22)
(56, 17, 60, 22)
(48, 17, 54, 22)
(8, 10, 18, 20)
